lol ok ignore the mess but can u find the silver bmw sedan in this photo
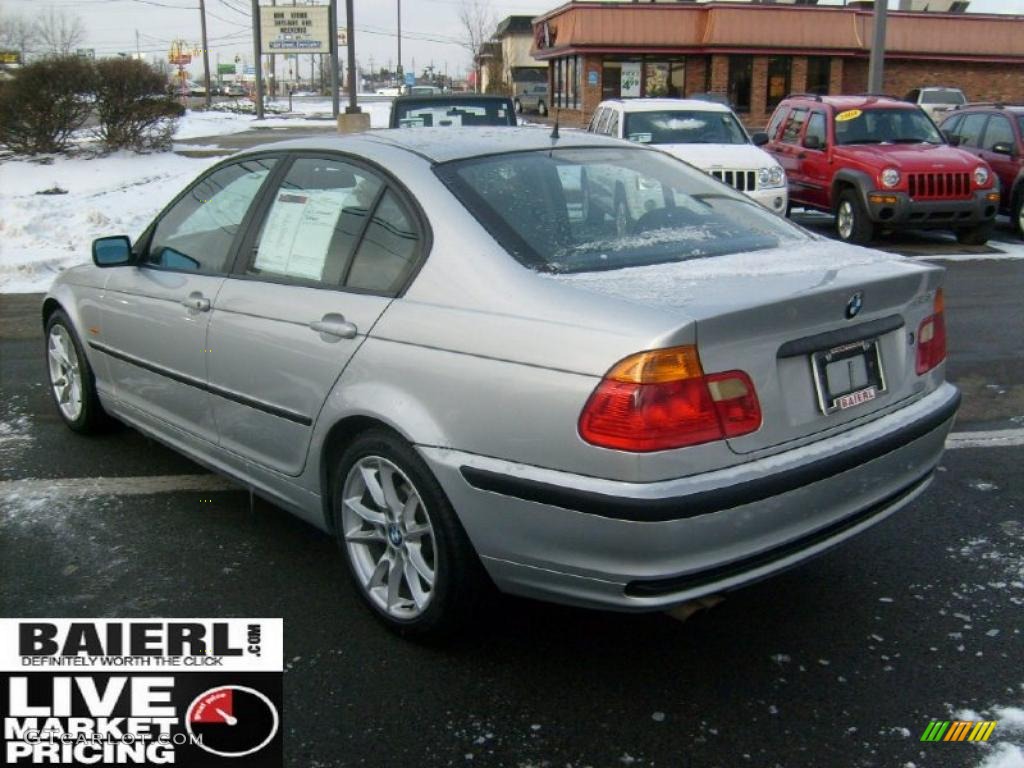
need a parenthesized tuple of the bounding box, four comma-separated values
(43, 128, 959, 637)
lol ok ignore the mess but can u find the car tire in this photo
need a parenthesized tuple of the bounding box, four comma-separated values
(44, 309, 108, 434)
(332, 429, 486, 639)
(955, 221, 994, 246)
(538, 100, 547, 117)
(514, 99, 522, 114)
(834, 189, 875, 245)
(1013, 187, 1024, 238)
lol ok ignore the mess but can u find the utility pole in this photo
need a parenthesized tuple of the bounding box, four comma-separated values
(269, 0, 276, 99)
(251, 0, 264, 119)
(397, 0, 402, 79)
(135, 29, 141, 60)
(345, 0, 359, 113)
(867, 0, 888, 94)
(329, 0, 339, 117)
(199, 0, 212, 108)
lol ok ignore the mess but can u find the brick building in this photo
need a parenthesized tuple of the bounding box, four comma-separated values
(530, 2, 1024, 128)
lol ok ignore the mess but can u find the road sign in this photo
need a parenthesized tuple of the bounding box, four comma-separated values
(168, 40, 192, 66)
(0, 50, 22, 65)
(404, 72, 415, 86)
(217, 63, 235, 75)
(338, 28, 348, 47)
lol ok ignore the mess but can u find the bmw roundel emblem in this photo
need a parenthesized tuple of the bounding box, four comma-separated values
(845, 292, 864, 319)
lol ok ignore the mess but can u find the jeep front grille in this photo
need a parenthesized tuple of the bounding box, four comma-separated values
(710, 169, 758, 193)
(908, 172, 971, 200)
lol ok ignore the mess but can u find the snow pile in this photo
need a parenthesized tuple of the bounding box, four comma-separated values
(173, 99, 392, 140)
(0, 152, 219, 293)
(951, 702, 1024, 768)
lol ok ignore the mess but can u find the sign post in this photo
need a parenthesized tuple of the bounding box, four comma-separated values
(329, 0, 339, 118)
(251, 0, 264, 119)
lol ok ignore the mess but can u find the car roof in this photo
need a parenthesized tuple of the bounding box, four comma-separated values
(392, 94, 512, 103)
(599, 98, 731, 114)
(240, 127, 636, 164)
(951, 103, 1024, 113)
(784, 95, 915, 111)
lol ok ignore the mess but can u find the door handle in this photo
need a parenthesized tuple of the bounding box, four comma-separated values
(797, 152, 807, 160)
(310, 313, 358, 340)
(181, 292, 211, 312)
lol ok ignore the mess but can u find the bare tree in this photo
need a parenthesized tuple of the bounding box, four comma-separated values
(0, 10, 39, 62)
(34, 8, 86, 57)
(458, 0, 496, 91)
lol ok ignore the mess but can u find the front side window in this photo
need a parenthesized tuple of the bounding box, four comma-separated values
(623, 110, 748, 146)
(248, 157, 382, 285)
(804, 111, 827, 147)
(834, 108, 943, 145)
(956, 113, 987, 147)
(436, 147, 807, 275)
(982, 115, 1014, 151)
(766, 107, 788, 141)
(145, 159, 277, 273)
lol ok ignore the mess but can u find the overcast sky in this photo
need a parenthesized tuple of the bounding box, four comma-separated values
(2, 0, 1021, 80)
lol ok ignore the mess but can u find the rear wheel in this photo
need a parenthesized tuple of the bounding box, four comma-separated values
(514, 99, 522, 114)
(45, 310, 108, 433)
(537, 100, 547, 116)
(834, 189, 875, 245)
(333, 429, 485, 638)
(955, 221, 994, 245)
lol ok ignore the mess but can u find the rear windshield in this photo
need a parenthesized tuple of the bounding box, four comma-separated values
(393, 99, 514, 128)
(436, 147, 807, 274)
(623, 110, 748, 145)
(834, 108, 943, 145)
(921, 90, 965, 105)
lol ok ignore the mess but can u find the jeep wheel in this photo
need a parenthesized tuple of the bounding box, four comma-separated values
(537, 100, 547, 117)
(955, 221, 994, 246)
(514, 99, 522, 114)
(1013, 189, 1024, 238)
(835, 189, 875, 245)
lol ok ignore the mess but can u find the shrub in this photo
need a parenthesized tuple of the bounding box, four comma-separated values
(0, 56, 94, 155)
(92, 58, 183, 151)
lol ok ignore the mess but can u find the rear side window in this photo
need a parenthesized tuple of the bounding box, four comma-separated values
(606, 110, 621, 137)
(939, 113, 962, 136)
(596, 108, 612, 135)
(588, 107, 605, 133)
(346, 191, 421, 293)
(145, 158, 277, 274)
(957, 113, 988, 147)
(780, 108, 807, 144)
(248, 157, 382, 285)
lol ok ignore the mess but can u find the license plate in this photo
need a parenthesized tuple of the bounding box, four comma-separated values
(811, 338, 886, 415)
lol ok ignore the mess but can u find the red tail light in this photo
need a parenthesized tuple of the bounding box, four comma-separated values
(578, 346, 761, 452)
(916, 288, 947, 375)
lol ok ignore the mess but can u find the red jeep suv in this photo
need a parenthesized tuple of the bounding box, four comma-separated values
(938, 103, 1024, 238)
(761, 95, 999, 245)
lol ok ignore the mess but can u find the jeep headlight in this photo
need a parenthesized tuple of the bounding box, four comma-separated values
(973, 166, 989, 186)
(881, 168, 901, 188)
(759, 165, 785, 188)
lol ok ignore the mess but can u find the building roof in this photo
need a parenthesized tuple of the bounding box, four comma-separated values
(495, 15, 535, 37)
(531, 2, 1024, 63)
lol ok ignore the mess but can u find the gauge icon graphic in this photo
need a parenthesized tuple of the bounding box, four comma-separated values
(185, 685, 279, 758)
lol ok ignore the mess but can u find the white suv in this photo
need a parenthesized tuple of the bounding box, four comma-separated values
(587, 98, 787, 214)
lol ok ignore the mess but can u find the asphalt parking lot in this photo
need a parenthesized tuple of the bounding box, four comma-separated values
(1, 223, 1022, 767)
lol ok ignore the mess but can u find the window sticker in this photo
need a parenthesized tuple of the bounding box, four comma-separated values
(836, 109, 863, 122)
(254, 189, 349, 281)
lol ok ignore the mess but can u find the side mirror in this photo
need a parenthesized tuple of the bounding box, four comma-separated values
(943, 131, 961, 146)
(92, 236, 134, 267)
(991, 142, 1016, 157)
(751, 131, 770, 147)
(803, 134, 822, 150)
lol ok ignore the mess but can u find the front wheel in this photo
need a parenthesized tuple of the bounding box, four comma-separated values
(955, 221, 994, 245)
(514, 99, 522, 114)
(537, 100, 547, 116)
(834, 189, 875, 245)
(45, 310, 108, 433)
(333, 430, 485, 638)
(1012, 189, 1024, 238)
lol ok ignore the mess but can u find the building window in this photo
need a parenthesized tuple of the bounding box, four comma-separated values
(807, 56, 831, 95)
(766, 56, 790, 110)
(702, 55, 712, 94)
(728, 55, 752, 113)
(553, 56, 581, 110)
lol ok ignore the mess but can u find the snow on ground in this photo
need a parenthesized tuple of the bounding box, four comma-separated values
(0, 152, 220, 292)
(172, 98, 391, 140)
(951, 701, 1024, 768)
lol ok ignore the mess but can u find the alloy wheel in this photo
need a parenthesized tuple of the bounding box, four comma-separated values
(836, 200, 855, 240)
(47, 325, 83, 422)
(341, 456, 436, 619)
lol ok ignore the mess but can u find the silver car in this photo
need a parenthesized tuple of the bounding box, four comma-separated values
(44, 128, 959, 637)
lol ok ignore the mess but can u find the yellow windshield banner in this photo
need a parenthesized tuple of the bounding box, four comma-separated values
(836, 109, 863, 122)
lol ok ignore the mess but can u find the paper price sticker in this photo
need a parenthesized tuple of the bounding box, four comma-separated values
(836, 109, 863, 122)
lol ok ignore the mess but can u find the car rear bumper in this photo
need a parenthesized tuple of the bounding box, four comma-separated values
(866, 189, 998, 229)
(419, 382, 960, 611)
